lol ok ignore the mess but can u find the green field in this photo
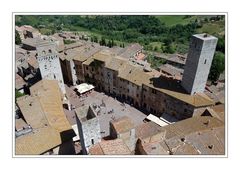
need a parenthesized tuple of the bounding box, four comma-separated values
(156, 15, 190, 26)
(197, 20, 225, 36)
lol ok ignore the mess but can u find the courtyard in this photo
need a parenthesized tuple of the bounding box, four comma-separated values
(65, 85, 147, 138)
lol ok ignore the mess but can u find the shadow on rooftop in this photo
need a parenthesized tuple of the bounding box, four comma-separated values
(58, 129, 76, 155)
(150, 76, 187, 94)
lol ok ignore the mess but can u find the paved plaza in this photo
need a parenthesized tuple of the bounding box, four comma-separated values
(65, 87, 147, 138)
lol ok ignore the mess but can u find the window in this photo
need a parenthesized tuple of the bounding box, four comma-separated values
(204, 59, 207, 64)
(91, 139, 94, 145)
(86, 66, 88, 70)
(152, 89, 157, 94)
(150, 108, 153, 113)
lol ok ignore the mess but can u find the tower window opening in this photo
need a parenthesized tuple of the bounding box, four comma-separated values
(204, 59, 207, 64)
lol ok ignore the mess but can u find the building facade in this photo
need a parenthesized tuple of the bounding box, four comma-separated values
(37, 42, 66, 94)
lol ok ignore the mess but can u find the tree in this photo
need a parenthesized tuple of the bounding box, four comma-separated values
(15, 30, 21, 45)
(163, 44, 175, 54)
(99, 37, 106, 46)
(154, 46, 159, 51)
(93, 36, 98, 43)
(216, 36, 225, 53)
(208, 52, 225, 82)
(107, 40, 112, 48)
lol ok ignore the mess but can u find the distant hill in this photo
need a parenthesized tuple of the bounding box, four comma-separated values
(15, 15, 225, 54)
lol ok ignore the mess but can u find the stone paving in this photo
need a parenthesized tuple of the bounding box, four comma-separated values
(65, 87, 147, 138)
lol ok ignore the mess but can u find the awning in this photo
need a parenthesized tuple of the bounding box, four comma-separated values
(75, 83, 94, 94)
(72, 124, 80, 142)
(146, 114, 169, 127)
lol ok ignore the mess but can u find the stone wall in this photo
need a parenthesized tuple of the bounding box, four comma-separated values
(37, 54, 66, 94)
(142, 84, 196, 120)
(76, 106, 101, 155)
(182, 34, 218, 94)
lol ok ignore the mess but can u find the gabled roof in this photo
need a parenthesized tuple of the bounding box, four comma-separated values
(16, 80, 75, 155)
(89, 139, 131, 155)
(16, 127, 62, 155)
(29, 80, 72, 132)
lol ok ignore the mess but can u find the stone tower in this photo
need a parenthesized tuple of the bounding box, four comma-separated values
(181, 33, 218, 95)
(75, 105, 101, 155)
(37, 42, 66, 94)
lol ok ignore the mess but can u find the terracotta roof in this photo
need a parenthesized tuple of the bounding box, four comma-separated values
(16, 25, 39, 33)
(17, 95, 48, 129)
(15, 118, 28, 131)
(60, 43, 102, 62)
(119, 43, 143, 59)
(169, 126, 225, 155)
(16, 80, 75, 155)
(207, 104, 225, 123)
(92, 50, 113, 63)
(89, 143, 104, 155)
(22, 37, 48, 47)
(110, 55, 213, 107)
(64, 41, 84, 50)
(15, 74, 27, 90)
(135, 122, 162, 140)
(27, 54, 38, 69)
(110, 116, 134, 134)
(17, 80, 73, 132)
(170, 142, 200, 155)
(89, 139, 131, 155)
(159, 64, 183, 78)
(105, 56, 127, 71)
(138, 116, 225, 155)
(118, 63, 150, 86)
(29, 80, 73, 132)
(16, 127, 62, 155)
(83, 57, 94, 66)
(139, 140, 169, 155)
(161, 116, 224, 140)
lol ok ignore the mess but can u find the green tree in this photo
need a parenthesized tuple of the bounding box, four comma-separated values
(107, 40, 112, 48)
(15, 89, 25, 102)
(99, 37, 106, 46)
(154, 46, 159, 51)
(216, 36, 225, 53)
(208, 52, 225, 82)
(15, 30, 21, 45)
(93, 36, 98, 43)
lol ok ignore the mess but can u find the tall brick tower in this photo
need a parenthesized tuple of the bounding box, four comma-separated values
(37, 42, 66, 94)
(181, 33, 218, 95)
